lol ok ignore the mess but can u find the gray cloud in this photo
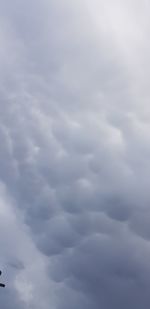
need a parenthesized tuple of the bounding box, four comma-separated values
(0, 0, 150, 308)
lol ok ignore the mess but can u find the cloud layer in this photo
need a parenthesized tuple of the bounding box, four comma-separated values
(0, 0, 150, 308)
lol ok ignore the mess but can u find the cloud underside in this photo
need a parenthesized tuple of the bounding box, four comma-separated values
(0, 0, 150, 308)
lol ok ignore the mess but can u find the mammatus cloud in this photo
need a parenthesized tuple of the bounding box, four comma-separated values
(0, 0, 150, 308)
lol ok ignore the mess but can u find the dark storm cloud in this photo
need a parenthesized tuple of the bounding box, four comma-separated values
(0, 0, 150, 308)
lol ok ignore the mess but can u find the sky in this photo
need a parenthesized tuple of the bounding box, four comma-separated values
(0, 0, 150, 308)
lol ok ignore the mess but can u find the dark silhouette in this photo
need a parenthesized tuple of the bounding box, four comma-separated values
(0, 271, 5, 288)
(0, 283, 5, 288)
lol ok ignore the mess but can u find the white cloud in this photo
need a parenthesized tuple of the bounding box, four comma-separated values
(0, 1, 150, 308)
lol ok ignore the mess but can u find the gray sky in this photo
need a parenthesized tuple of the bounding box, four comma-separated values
(0, 0, 150, 308)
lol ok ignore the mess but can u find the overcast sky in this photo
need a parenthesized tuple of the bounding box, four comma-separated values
(0, 0, 150, 308)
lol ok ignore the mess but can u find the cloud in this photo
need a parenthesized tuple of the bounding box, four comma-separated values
(0, 0, 150, 308)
